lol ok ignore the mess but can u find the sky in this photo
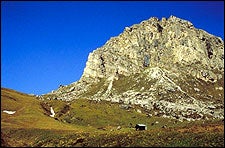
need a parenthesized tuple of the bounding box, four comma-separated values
(1, 1, 224, 95)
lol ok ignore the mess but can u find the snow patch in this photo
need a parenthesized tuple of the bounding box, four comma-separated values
(50, 107, 55, 117)
(3, 110, 16, 115)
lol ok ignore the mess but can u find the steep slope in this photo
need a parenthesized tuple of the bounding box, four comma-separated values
(41, 15, 224, 121)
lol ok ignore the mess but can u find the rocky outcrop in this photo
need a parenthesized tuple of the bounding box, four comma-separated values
(81, 16, 223, 83)
(41, 15, 224, 121)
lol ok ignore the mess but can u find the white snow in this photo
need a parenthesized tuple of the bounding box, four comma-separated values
(3, 110, 16, 115)
(50, 107, 55, 117)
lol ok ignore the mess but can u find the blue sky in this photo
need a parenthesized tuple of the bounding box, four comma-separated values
(1, 1, 224, 95)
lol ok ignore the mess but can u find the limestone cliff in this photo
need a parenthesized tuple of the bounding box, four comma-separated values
(82, 16, 223, 83)
(41, 15, 224, 121)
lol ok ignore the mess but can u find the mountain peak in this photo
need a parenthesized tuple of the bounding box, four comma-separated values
(80, 16, 223, 82)
(41, 16, 224, 122)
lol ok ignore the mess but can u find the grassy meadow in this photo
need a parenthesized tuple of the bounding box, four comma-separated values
(1, 88, 224, 147)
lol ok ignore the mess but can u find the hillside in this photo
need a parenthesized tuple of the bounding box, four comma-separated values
(1, 88, 224, 147)
(42, 16, 224, 122)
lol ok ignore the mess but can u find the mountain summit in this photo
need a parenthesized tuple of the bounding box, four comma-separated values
(42, 16, 224, 121)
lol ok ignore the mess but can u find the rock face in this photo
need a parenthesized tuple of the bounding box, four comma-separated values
(41, 16, 224, 121)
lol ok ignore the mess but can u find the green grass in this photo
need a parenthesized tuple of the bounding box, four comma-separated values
(80, 78, 108, 97)
(2, 126, 223, 147)
(1, 88, 81, 130)
(1, 87, 224, 147)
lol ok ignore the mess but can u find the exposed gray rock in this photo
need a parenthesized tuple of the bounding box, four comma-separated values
(42, 15, 224, 121)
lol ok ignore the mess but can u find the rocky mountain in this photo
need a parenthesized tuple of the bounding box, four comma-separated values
(41, 15, 224, 121)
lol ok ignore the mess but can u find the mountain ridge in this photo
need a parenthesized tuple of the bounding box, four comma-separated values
(40, 15, 224, 121)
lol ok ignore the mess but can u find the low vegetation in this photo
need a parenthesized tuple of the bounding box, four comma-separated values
(1, 88, 224, 147)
